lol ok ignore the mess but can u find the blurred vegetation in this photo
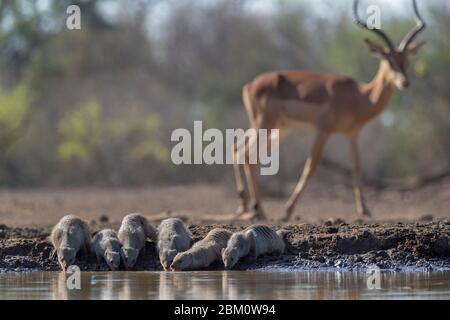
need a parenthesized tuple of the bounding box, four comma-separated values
(0, 0, 448, 187)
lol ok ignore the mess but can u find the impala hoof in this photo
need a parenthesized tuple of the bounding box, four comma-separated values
(235, 206, 247, 216)
(282, 205, 294, 222)
(238, 211, 266, 221)
(358, 204, 372, 217)
(361, 209, 372, 217)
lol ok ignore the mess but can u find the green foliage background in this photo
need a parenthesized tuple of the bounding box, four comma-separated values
(0, 0, 448, 187)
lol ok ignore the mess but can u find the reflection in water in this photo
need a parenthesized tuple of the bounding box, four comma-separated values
(0, 270, 449, 300)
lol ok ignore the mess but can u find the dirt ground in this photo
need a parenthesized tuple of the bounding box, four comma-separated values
(0, 177, 449, 227)
(0, 180, 449, 271)
(1, 220, 450, 272)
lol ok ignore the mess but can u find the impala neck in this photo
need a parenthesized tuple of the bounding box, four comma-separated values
(363, 60, 396, 120)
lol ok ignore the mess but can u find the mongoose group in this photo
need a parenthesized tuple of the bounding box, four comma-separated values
(50, 214, 289, 271)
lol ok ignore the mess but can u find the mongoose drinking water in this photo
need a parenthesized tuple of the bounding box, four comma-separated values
(50, 215, 91, 271)
(222, 225, 287, 269)
(92, 229, 121, 271)
(118, 213, 157, 269)
(157, 218, 193, 270)
(170, 228, 232, 271)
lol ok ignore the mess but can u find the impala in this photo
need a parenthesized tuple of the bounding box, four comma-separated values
(232, 0, 426, 221)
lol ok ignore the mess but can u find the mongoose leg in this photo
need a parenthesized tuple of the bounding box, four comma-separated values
(50, 248, 56, 261)
(348, 134, 372, 217)
(95, 253, 102, 270)
(82, 244, 89, 260)
(249, 234, 258, 261)
(249, 249, 258, 261)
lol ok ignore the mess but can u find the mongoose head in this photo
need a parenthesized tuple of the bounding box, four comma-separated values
(120, 247, 139, 269)
(170, 252, 193, 271)
(222, 247, 239, 270)
(58, 247, 76, 271)
(159, 249, 178, 271)
(105, 250, 121, 271)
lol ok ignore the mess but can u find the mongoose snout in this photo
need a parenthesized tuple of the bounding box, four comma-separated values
(120, 247, 139, 269)
(222, 247, 239, 270)
(58, 247, 76, 271)
(169, 253, 193, 271)
(105, 250, 120, 270)
(160, 249, 177, 271)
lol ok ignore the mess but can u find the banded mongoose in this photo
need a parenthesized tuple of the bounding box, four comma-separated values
(157, 218, 193, 270)
(92, 229, 121, 271)
(118, 213, 157, 269)
(170, 228, 232, 271)
(222, 225, 287, 269)
(50, 215, 91, 271)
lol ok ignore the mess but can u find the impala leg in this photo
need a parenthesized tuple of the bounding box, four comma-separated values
(243, 131, 266, 220)
(233, 140, 248, 215)
(284, 132, 329, 221)
(244, 163, 265, 219)
(348, 134, 371, 217)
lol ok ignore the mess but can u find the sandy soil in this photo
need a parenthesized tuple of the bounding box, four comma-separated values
(0, 178, 449, 227)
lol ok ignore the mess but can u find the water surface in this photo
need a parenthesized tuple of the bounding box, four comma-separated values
(0, 270, 449, 300)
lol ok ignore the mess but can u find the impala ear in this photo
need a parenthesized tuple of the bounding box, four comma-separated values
(405, 41, 425, 55)
(365, 38, 389, 57)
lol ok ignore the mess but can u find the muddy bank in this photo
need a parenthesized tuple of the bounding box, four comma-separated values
(1, 220, 450, 272)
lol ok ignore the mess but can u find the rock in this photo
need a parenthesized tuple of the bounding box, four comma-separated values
(419, 214, 433, 222)
(326, 226, 339, 234)
(325, 217, 346, 226)
(89, 219, 97, 228)
(298, 252, 309, 259)
(432, 236, 450, 257)
(99, 215, 109, 223)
